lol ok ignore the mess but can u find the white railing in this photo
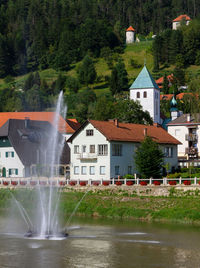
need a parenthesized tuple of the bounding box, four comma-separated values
(76, 153, 97, 160)
(0, 177, 199, 187)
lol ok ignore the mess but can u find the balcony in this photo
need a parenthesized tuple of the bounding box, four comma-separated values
(185, 147, 198, 156)
(77, 153, 97, 160)
(185, 134, 198, 142)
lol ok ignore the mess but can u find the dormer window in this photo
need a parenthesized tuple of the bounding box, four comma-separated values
(136, 92, 140, 98)
(86, 129, 93, 136)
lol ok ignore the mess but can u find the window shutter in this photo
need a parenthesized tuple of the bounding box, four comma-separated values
(9, 169, 11, 175)
(15, 169, 18, 175)
(12, 152, 14, 157)
(6, 152, 8, 158)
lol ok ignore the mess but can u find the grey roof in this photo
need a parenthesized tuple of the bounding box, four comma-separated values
(168, 114, 200, 125)
(0, 119, 70, 166)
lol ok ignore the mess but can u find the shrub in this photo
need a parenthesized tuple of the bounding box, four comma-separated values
(167, 172, 181, 178)
(79, 181, 86, 186)
(115, 181, 122, 186)
(69, 181, 76, 186)
(140, 181, 147, 186)
(169, 180, 177, 185)
(11, 181, 18, 186)
(153, 180, 161, 186)
(59, 181, 66, 186)
(103, 181, 110, 186)
(124, 174, 135, 180)
(126, 181, 134, 186)
(183, 180, 191, 185)
(3, 181, 9, 186)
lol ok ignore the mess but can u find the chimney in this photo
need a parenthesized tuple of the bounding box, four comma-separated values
(187, 113, 191, 122)
(114, 119, 119, 127)
(24, 117, 30, 128)
(144, 127, 147, 137)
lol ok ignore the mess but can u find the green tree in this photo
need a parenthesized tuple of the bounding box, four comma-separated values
(162, 73, 169, 94)
(77, 55, 96, 85)
(109, 58, 128, 95)
(135, 136, 164, 179)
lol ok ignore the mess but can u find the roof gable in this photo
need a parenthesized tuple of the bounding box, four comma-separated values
(130, 66, 159, 90)
(126, 26, 135, 32)
(173, 14, 191, 22)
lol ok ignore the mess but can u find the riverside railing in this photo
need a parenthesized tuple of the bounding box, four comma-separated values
(0, 177, 200, 186)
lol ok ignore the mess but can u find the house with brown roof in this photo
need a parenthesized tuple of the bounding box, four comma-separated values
(172, 14, 191, 30)
(68, 119, 180, 180)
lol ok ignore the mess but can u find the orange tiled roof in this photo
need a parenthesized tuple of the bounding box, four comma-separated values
(160, 94, 174, 101)
(89, 120, 181, 145)
(173, 14, 191, 22)
(156, 74, 173, 85)
(126, 26, 135, 32)
(0, 112, 80, 134)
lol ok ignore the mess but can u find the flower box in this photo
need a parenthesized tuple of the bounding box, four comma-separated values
(92, 181, 99, 186)
(59, 181, 66, 186)
(39, 181, 47, 185)
(169, 180, 177, 185)
(102, 181, 110, 186)
(11, 181, 18, 186)
(140, 181, 147, 186)
(115, 181, 122, 186)
(3, 181, 9, 186)
(30, 181, 37, 186)
(126, 181, 134, 186)
(20, 181, 27, 185)
(183, 180, 191, 185)
(69, 181, 76, 186)
(79, 181, 86, 186)
(153, 180, 161, 186)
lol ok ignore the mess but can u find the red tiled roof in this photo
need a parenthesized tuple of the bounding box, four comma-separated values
(160, 94, 174, 101)
(156, 74, 173, 85)
(0, 112, 80, 134)
(173, 14, 191, 22)
(126, 26, 135, 32)
(88, 120, 181, 145)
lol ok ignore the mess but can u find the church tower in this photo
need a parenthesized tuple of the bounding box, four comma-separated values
(130, 65, 160, 124)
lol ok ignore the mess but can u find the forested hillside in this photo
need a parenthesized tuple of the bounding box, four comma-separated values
(1, 0, 200, 77)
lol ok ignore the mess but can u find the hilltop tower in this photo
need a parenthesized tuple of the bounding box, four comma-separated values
(126, 26, 135, 44)
(130, 65, 160, 124)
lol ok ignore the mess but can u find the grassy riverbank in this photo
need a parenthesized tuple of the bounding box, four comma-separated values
(1, 187, 200, 225)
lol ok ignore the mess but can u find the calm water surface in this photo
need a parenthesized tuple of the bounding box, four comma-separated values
(0, 217, 200, 268)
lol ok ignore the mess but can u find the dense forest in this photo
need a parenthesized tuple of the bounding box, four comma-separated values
(1, 0, 200, 77)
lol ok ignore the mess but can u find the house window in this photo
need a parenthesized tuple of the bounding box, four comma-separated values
(136, 92, 140, 98)
(143, 91, 147, 98)
(86, 129, 94, 136)
(100, 166, 105, 175)
(90, 166, 95, 175)
(82, 145, 86, 153)
(112, 144, 122, 156)
(164, 147, 173, 158)
(115, 166, 120, 175)
(175, 129, 180, 136)
(74, 166, 79, 175)
(9, 169, 18, 175)
(74, 145, 79, 154)
(90, 145, 95, 153)
(81, 166, 87, 175)
(98, 145, 108, 155)
(128, 166, 132, 174)
(5, 152, 14, 158)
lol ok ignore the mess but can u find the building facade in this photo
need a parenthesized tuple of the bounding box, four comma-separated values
(172, 14, 191, 30)
(126, 26, 135, 44)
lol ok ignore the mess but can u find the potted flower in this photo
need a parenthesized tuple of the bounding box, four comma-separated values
(153, 180, 161, 186)
(183, 180, 191, 185)
(69, 181, 76, 186)
(169, 180, 177, 185)
(11, 181, 18, 186)
(115, 181, 122, 186)
(3, 181, 9, 186)
(30, 181, 37, 186)
(59, 181, 66, 186)
(92, 181, 99, 186)
(39, 181, 47, 186)
(20, 181, 27, 185)
(103, 181, 110, 186)
(140, 181, 147, 186)
(80, 181, 86, 186)
(126, 181, 134, 186)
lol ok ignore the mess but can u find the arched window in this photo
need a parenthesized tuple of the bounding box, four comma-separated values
(136, 92, 140, 98)
(143, 91, 147, 98)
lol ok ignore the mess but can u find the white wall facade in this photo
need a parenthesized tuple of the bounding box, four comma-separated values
(173, 20, 190, 30)
(126, 31, 135, 43)
(130, 88, 160, 124)
(0, 147, 24, 177)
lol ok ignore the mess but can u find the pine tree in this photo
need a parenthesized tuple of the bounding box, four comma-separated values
(77, 55, 96, 85)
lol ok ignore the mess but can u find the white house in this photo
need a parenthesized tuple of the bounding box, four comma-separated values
(68, 119, 180, 181)
(0, 119, 70, 178)
(126, 26, 135, 44)
(172, 14, 191, 30)
(130, 65, 161, 124)
(167, 113, 200, 167)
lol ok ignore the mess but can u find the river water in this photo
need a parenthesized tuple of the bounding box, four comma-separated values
(0, 217, 200, 268)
